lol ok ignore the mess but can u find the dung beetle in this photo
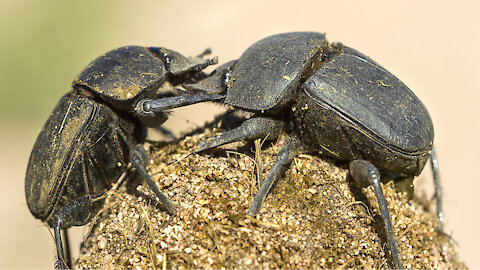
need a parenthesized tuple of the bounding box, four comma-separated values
(136, 32, 443, 269)
(25, 45, 222, 269)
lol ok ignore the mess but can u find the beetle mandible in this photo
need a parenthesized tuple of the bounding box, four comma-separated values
(25, 45, 222, 269)
(135, 32, 443, 269)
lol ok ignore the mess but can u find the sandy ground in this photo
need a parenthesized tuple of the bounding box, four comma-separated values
(1, 0, 479, 268)
(75, 125, 465, 269)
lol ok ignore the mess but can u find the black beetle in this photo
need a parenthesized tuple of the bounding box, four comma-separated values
(135, 32, 443, 269)
(25, 45, 222, 269)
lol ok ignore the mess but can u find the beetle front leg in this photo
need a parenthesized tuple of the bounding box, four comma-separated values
(349, 160, 402, 270)
(147, 46, 218, 76)
(130, 145, 177, 215)
(134, 92, 225, 117)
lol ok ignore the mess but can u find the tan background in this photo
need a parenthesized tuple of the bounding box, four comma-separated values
(1, 0, 478, 268)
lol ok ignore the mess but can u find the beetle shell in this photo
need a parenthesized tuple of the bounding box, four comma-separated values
(303, 46, 434, 154)
(293, 90, 431, 177)
(225, 32, 327, 112)
(292, 46, 434, 177)
(74, 46, 166, 109)
(25, 94, 138, 223)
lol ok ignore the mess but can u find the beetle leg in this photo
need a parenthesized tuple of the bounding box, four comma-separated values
(53, 195, 105, 269)
(183, 60, 237, 94)
(195, 117, 285, 153)
(134, 93, 225, 117)
(62, 229, 71, 269)
(148, 47, 218, 76)
(54, 225, 68, 270)
(130, 145, 177, 215)
(248, 136, 303, 216)
(430, 147, 444, 230)
(349, 160, 402, 270)
(197, 48, 212, 58)
(183, 56, 218, 73)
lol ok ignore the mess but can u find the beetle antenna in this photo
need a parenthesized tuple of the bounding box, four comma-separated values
(197, 48, 212, 58)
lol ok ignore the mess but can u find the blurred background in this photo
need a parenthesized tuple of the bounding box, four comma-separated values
(1, 0, 479, 268)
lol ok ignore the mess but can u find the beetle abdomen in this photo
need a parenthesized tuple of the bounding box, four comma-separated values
(303, 46, 434, 154)
(25, 95, 131, 222)
(293, 90, 431, 178)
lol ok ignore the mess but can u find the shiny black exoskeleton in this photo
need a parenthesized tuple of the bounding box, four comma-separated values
(136, 32, 442, 269)
(25, 46, 221, 269)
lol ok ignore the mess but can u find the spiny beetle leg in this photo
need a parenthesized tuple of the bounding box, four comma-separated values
(349, 160, 402, 270)
(183, 60, 237, 94)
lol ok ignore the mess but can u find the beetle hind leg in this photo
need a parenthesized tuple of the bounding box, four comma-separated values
(54, 226, 68, 270)
(430, 147, 444, 230)
(52, 195, 105, 269)
(349, 160, 403, 269)
(61, 229, 71, 269)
